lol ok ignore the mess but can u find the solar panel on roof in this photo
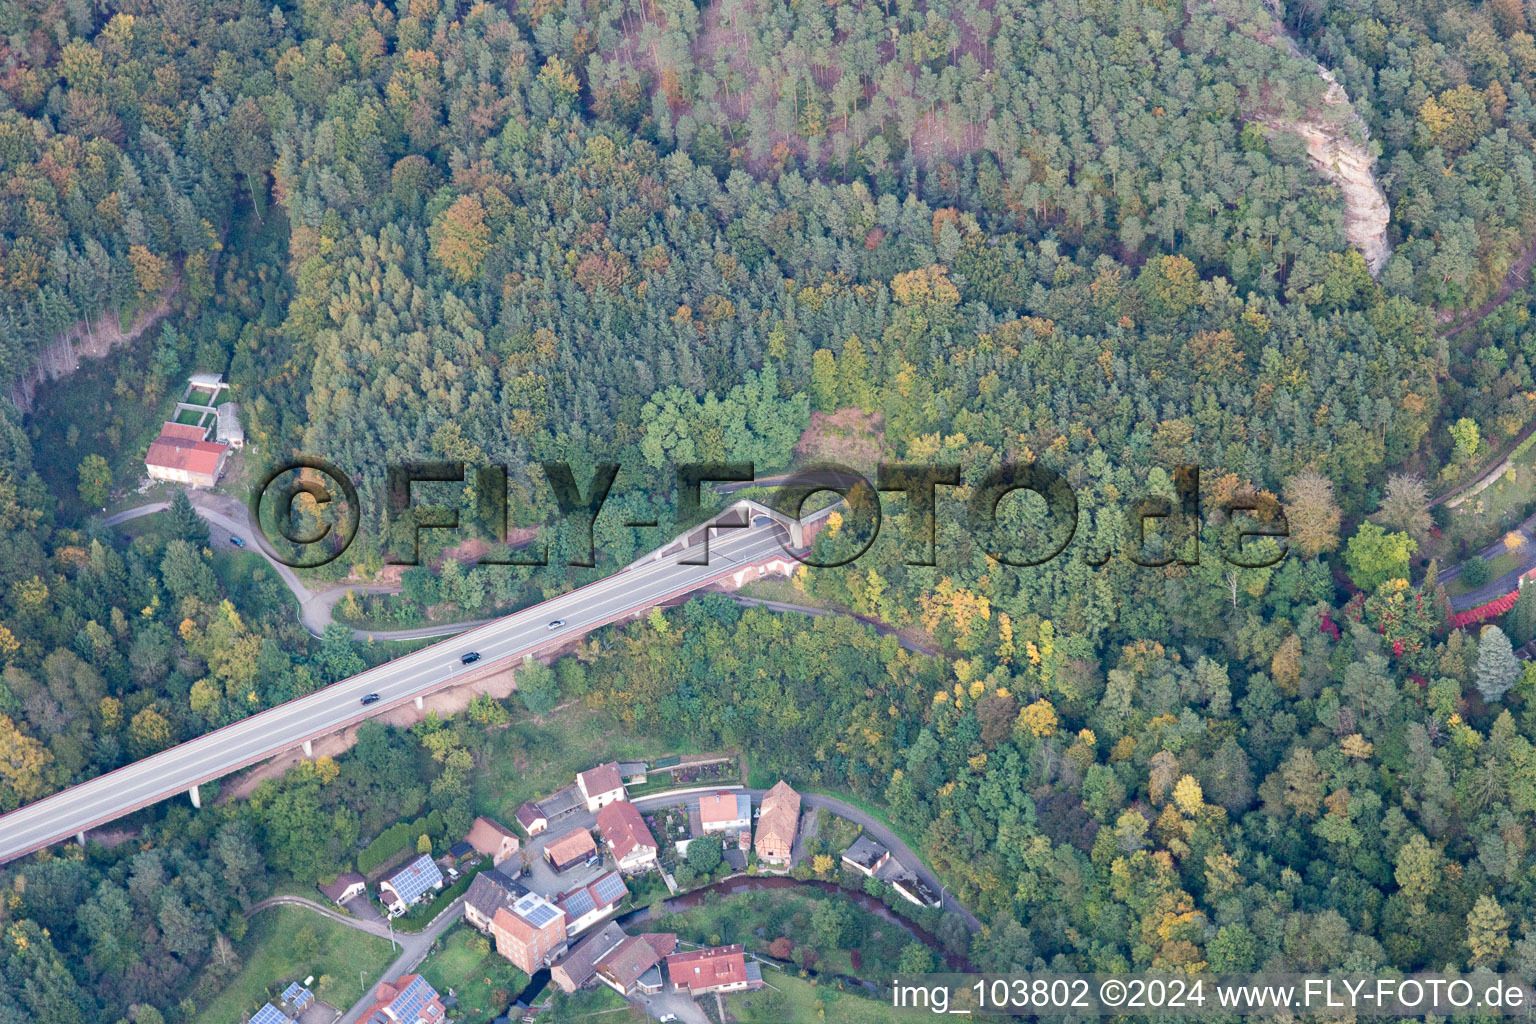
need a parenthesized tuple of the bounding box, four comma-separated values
(562, 889, 595, 918)
(390, 975, 436, 1022)
(389, 856, 442, 904)
(591, 872, 627, 906)
(251, 1004, 289, 1024)
(524, 902, 560, 928)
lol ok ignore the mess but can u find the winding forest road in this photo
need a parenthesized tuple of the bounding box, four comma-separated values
(104, 493, 484, 640)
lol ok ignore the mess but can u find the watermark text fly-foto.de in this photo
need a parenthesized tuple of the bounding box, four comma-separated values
(249, 458, 1291, 571)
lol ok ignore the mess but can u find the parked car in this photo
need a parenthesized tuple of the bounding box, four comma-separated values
(360, 693, 381, 705)
(460, 651, 481, 665)
(229, 535, 246, 548)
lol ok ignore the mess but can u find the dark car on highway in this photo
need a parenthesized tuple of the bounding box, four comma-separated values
(360, 693, 381, 705)
(460, 652, 481, 665)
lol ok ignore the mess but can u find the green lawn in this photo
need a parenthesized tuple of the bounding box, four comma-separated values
(472, 704, 707, 824)
(1445, 546, 1529, 597)
(542, 983, 634, 1020)
(1434, 446, 1536, 561)
(192, 905, 395, 1024)
(651, 886, 919, 980)
(175, 406, 211, 426)
(185, 386, 218, 406)
(417, 923, 530, 1024)
(728, 972, 941, 1023)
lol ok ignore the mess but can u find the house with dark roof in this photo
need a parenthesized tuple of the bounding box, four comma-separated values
(841, 833, 890, 877)
(515, 801, 548, 836)
(556, 869, 628, 935)
(576, 763, 626, 812)
(543, 826, 599, 872)
(319, 871, 367, 904)
(754, 781, 801, 865)
(463, 869, 528, 933)
(360, 973, 446, 1024)
(665, 944, 762, 996)
(380, 855, 444, 916)
(465, 816, 521, 866)
(595, 800, 658, 874)
(891, 872, 942, 908)
(594, 933, 677, 996)
(550, 921, 627, 993)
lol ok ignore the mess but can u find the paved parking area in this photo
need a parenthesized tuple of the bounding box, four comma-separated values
(341, 894, 382, 923)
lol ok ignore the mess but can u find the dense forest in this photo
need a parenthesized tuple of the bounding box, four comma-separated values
(3, 0, 1536, 1018)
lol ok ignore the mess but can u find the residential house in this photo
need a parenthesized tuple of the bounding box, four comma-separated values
(665, 944, 762, 996)
(557, 870, 628, 935)
(753, 780, 801, 865)
(595, 800, 658, 873)
(841, 834, 890, 877)
(490, 891, 569, 974)
(550, 921, 627, 993)
(281, 981, 315, 1012)
(463, 869, 527, 933)
(593, 933, 677, 996)
(379, 855, 444, 915)
(465, 816, 521, 866)
(616, 761, 648, 784)
(359, 974, 446, 1024)
(699, 792, 751, 834)
(515, 801, 548, 836)
(543, 826, 599, 872)
(891, 872, 941, 908)
(576, 763, 626, 812)
(251, 1004, 290, 1024)
(318, 872, 367, 905)
(144, 421, 229, 488)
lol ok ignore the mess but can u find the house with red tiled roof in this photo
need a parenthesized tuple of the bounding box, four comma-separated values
(754, 780, 800, 865)
(576, 762, 626, 812)
(145, 421, 229, 488)
(665, 944, 762, 996)
(543, 826, 599, 872)
(464, 816, 520, 866)
(595, 800, 658, 873)
(699, 792, 750, 834)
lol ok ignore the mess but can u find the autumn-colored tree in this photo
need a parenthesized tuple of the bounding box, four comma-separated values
(128, 706, 174, 758)
(0, 714, 53, 806)
(1282, 470, 1342, 558)
(1373, 474, 1431, 540)
(429, 195, 491, 283)
(1467, 894, 1511, 968)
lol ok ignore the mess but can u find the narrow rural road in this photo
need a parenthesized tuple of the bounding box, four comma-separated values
(103, 492, 479, 640)
(335, 896, 468, 1024)
(244, 895, 393, 938)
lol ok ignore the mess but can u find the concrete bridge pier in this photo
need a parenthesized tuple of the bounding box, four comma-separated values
(302, 739, 314, 757)
(188, 784, 201, 809)
(76, 831, 86, 846)
(415, 695, 424, 710)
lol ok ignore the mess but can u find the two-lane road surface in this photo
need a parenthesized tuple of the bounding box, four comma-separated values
(0, 510, 812, 864)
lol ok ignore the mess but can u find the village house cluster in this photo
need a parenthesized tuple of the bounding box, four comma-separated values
(307, 758, 943, 1022)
